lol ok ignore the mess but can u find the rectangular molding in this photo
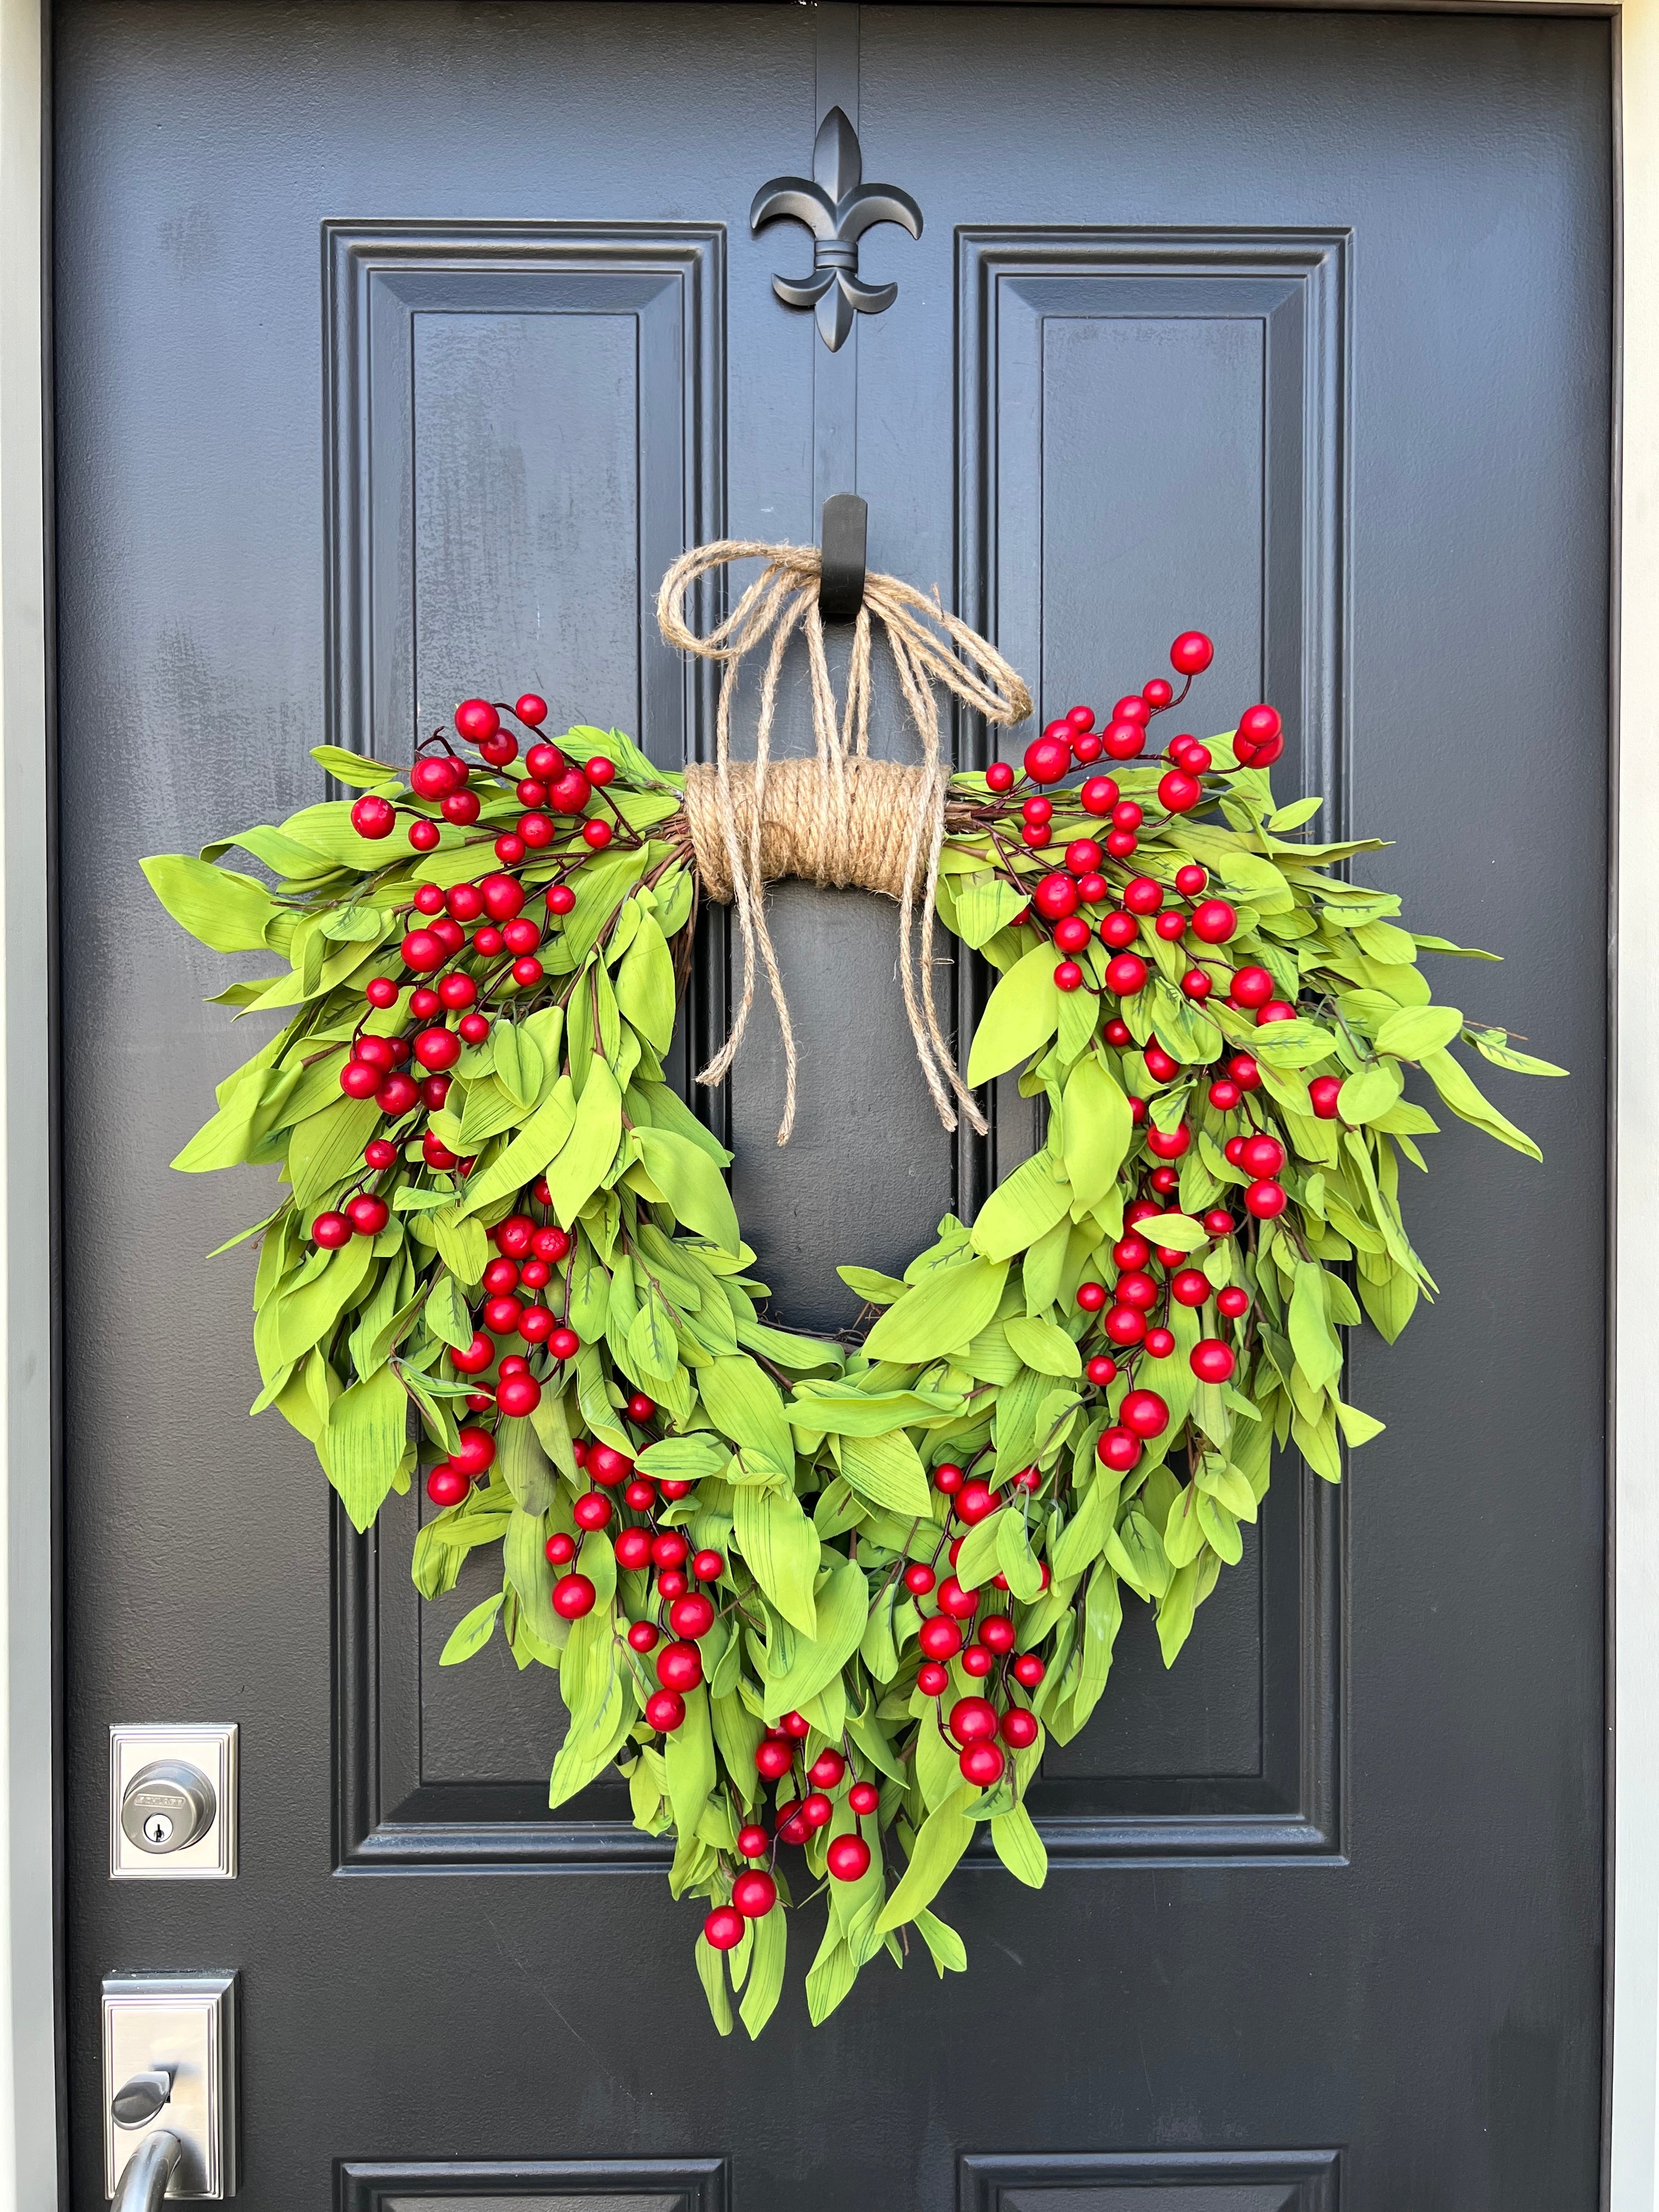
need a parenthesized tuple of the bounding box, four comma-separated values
(959, 2147, 1341, 2210)
(337, 2156, 729, 2210)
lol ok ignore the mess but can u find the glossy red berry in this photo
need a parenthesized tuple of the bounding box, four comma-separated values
(917, 1661, 950, 1696)
(754, 1739, 793, 1780)
(960, 1742, 1006, 1787)
(808, 1748, 846, 1790)
(950, 1696, 999, 1745)
(496, 1373, 542, 1418)
(1146, 1123, 1190, 1161)
(985, 759, 1015, 793)
(1244, 1178, 1288, 1220)
(1121, 1389, 1170, 1438)
(1175, 865, 1209, 897)
(551, 1573, 596, 1621)
(904, 1561, 936, 1596)
(572, 1492, 611, 1532)
(726, 1870, 775, 1921)
(548, 1327, 580, 1361)
(1080, 775, 1119, 816)
(1170, 630, 1214, 675)
(1191, 1339, 1237, 1384)
(1190, 900, 1238, 945)
(1159, 769, 1202, 813)
(961, 1643, 994, 1677)
(656, 1641, 703, 1693)
(1104, 1305, 1146, 1348)
(1228, 1054, 1262, 1091)
(918, 1617, 963, 1661)
(1310, 1076, 1343, 1119)
(1001, 1707, 1040, 1750)
(1024, 735, 1073, 783)
(1240, 1134, 1286, 1177)
(351, 793, 396, 839)
(1105, 952, 1148, 996)
(1143, 1326, 1176, 1359)
(312, 1210, 353, 1249)
(1256, 1000, 1296, 1027)
(543, 1532, 577, 1568)
(1216, 1287, 1250, 1322)
(956, 1480, 996, 1525)
(1085, 1355, 1118, 1387)
(1229, 965, 1275, 1009)
(848, 1780, 880, 1816)
(980, 1613, 1016, 1655)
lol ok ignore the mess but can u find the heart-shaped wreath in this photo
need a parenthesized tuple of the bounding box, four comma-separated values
(145, 553, 1561, 2036)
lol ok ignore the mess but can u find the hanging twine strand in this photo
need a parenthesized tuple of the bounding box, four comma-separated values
(657, 539, 1032, 1144)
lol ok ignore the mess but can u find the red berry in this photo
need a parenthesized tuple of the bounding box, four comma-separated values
(1216, 1286, 1250, 1321)
(1208, 1078, 1240, 1111)
(1143, 678, 1175, 709)
(754, 1739, 793, 1780)
(1170, 630, 1214, 675)
(1175, 865, 1208, 896)
(1244, 1178, 1287, 1220)
(917, 1661, 950, 1696)
(551, 1573, 596, 1620)
(669, 1594, 715, 1641)
(548, 1327, 580, 1361)
(986, 760, 1015, 793)
(950, 1696, 999, 1745)
(1121, 1389, 1170, 1438)
(1256, 1000, 1296, 1027)
(1159, 770, 1202, 813)
(956, 1480, 997, 1525)
(572, 1492, 611, 1532)
(1142, 1326, 1175, 1359)
(582, 820, 613, 851)
(1097, 1426, 1141, 1472)
(933, 1462, 964, 1495)
(1065, 838, 1104, 877)
(496, 1374, 542, 1418)
(478, 873, 525, 921)
(651, 1530, 687, 1570)
(808, 1748, 846, 1789)
(980, 1613, 1017, 1654)
(656, 1641, 703, 1693)
(413, 1027, 460, 1071)
(399, 928, 444, 973)
(960, 1743, 1006, 1787)
(701, 1904, 744, 1952)
(1234, 702, 1283, 754)
(1105, 953, 1148, 996)
(1191, 1339, 1237, 1383)
(1085, 1355, 1118, 1387)
(351, 793, 396, 839)
(1230, 965, 1275, 1009)
(904, 1562, 936, 1595)
(918, 1617, 963, 1661)
(1228, 1054, 1262, 1091)
(312, 1210, 353, 1249)
(1310, 1075, 1343, 1119)
(848, 1780, 880, 1816)
(1101, 718, 1144, 762)
(732, 1870, 777, 1917)
(737, 1824, 769, 1858)
(1167, 1269, 1207, 1308)
(1240, 1134, 1286, 1177)
(1190, 900, 1237, 945)
(1001, 1708, 1040, 1749)
(1024, 735, 1073, 783)
(1146, 1123, 1190, 1160)
(937, 1576, 979, 1621)
(1104, 1305, 1146, 1347)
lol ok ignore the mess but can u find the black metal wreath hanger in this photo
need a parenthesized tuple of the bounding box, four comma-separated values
(817, 493, 867, 623)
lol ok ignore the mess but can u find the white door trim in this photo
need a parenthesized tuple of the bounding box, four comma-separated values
(0, 3, 1640, 2206)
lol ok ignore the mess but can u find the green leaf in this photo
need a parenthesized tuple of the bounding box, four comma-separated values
(739, 1903, 787, 2039)
(458, 1080, 577, 1218)
(912, 1908, 967, 1977)
(864, 1256, 1008, 1362)
(1267, 794, 1324, 832)
(1336, 1060, 1404, 1125)
(142, 853, 279, 952)
(732, 1482, 820, 1634)
(839, 1430, 933, 1517)
(1375, 1004, 1464, 1058)
(970, 1153, 1071, 1264)
(1464, 1026, 1568, 1079)
(761, 1556, 867, 1719)
(423, 1273, 472, 1353)
(1061, 1056, 1132, 1217)
(615, 911, 677, 1051)
(627, 1289, 679, 1385)
(698, 1356, 795, 1477)
(546, 1062, 624, 1224)
(875, 1788, 974, 1932)
(965, 944, 1061, 1085)
(319, 1364, 410, 1531)
(836, 1265, 907, 1306)
(308, 743, 398, 787)
(1420, 1046, 1543, 1162)
(1002, 1314, 1081, 1378)
(695, 1935, 734, 2037)
(990, 1801, 1048, 1888)
(1335, 1397, 1387, 1448)
(1133, 1211, 1208, 1254)
(635, 1125, 741, 1255)
(951, 874, 1030, 950)
(439, 1589, 503, 1666)
(1289, 1262, 1343, 1392)
(638, 1432, 732, 1482)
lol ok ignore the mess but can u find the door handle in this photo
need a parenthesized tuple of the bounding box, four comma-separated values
(109, 2113, 182, 2210)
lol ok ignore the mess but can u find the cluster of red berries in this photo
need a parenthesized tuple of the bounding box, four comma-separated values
(347, 695, 624, 864)
(539, 1430, 704, 1654)
(703, 1718, 882, 1945)
(1030, 853, 1238, 998)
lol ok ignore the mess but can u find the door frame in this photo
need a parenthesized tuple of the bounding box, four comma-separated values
(0, 2, 1643, 2205)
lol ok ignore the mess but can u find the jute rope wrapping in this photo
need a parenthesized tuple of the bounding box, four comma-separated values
(657, 540, 1032, 1143)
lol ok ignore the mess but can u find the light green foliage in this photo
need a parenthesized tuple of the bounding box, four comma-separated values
(148, 709, 1556, 2036)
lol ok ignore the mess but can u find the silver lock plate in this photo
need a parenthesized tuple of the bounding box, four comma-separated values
(109, 1727, 237, 1880)
(102, 1972, 238, 2199)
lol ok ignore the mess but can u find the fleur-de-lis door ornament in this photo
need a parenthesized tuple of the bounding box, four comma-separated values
(751, 106, 923, 352)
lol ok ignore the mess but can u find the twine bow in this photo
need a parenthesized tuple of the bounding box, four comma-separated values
(656, 540, 1032, 1144)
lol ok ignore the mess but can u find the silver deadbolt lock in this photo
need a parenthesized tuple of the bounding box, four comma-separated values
(121, 1761, 216, 1856)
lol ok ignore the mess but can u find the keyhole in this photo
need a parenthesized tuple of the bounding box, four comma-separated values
(142, 1813, 173, 1847)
